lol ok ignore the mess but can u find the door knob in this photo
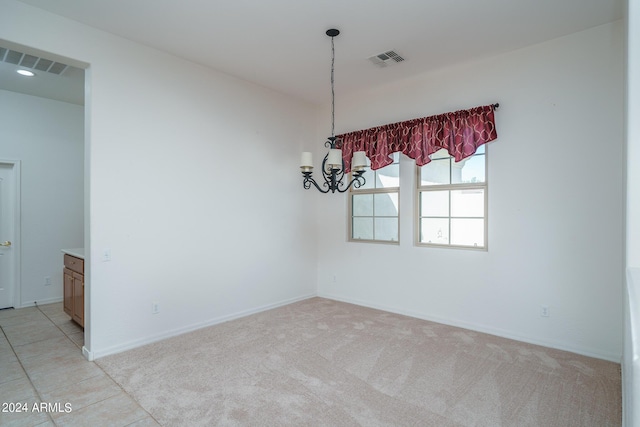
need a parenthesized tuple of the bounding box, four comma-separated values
(0, 241, 11, 247)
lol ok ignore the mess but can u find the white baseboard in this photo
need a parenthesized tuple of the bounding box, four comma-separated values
(82, 346, 94, 361)
(319, 292, 621, 363)
(21, 297, 63, 308)
(91, 293, 317, 360)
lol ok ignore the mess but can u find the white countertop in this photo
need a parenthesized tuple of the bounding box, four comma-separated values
(62, 248, 84, 259)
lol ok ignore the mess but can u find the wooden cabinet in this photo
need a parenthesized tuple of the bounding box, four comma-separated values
(63, 268, 74, 316)
(63, 254, 84, 327)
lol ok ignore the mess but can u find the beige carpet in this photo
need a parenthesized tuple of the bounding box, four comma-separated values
(97, 297, 621, 426)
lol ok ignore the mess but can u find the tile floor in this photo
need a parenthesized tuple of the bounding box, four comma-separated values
(0, 302, 160, 427)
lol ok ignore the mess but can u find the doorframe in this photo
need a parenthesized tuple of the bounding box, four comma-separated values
(0, 160, 21, 309)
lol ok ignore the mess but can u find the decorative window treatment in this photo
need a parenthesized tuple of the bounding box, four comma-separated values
(339, 104, 498, 173)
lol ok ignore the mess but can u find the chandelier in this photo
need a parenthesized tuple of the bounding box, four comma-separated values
(300, 29, 367, 193)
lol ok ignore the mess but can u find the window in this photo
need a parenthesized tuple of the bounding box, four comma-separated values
(417, 146, 487, 249)
(349, 153, 400, 243)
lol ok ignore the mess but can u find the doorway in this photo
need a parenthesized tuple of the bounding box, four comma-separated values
(0, 161, 20, 309)
(0, 40, 88, 357)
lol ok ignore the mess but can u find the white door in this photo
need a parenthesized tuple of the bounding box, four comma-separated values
(0, 162, 18, 309)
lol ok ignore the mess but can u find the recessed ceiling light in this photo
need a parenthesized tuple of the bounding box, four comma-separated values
(16, 69, 35, 77)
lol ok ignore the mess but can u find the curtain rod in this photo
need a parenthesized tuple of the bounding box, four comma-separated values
(492, 103, 500, 109)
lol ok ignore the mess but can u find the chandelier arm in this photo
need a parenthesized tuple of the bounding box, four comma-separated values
(335, 170, 366, 193)
(332, 164, 346, 185)
(320, 155, 338, 192)
(302, 171, 330, 193)
(325, 136, 339, 149)
(350, 170, 366, 189)
(321, 171, 334, 191)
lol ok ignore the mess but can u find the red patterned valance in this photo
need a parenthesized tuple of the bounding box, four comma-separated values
(339, 104, 498, 173)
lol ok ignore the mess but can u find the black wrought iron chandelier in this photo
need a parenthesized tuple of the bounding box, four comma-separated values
(300, 29, 367, 193)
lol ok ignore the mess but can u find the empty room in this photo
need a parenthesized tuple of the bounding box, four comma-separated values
(1, 0, 639, 425)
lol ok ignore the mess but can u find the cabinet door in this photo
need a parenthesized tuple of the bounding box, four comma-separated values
(72, 272, 84, 327)
(63, 268, 73, 317)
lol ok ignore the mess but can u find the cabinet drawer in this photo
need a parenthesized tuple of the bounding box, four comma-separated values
(64, 254, 84, 274)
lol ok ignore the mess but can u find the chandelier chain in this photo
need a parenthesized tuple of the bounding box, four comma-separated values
(330, 35, 335, 138)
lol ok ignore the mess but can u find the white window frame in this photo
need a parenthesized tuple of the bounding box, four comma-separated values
(348, 154, 400, 244)
(415, 149, 488, 250)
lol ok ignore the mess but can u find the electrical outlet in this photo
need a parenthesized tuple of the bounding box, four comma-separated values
(332, 275, 337, 283)
(152, 301, 160, 314)
(44, 276, 51, 286)
(541, 305, 550, 317)
(102, 248, 111, 262)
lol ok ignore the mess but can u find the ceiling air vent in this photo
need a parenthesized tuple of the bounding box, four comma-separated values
(0, 48, 69, 75)
(368, 50, 405, 68)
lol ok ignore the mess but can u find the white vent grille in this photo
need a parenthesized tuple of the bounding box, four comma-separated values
(0, 48, 69, 75)
(368, 50, 405, 68)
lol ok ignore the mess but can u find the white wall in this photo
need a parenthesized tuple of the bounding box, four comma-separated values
(0, 90, 84, 307)
(0, 0, 319, 359)
(317, 22, 625, 361)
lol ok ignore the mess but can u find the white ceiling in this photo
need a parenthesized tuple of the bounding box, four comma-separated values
(0, 44, 85, 105)
(3, 0, 624, 106)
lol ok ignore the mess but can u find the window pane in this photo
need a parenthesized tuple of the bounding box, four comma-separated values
(352, 217, 373, 240)
(375, 218, 399, 242)
(374, 193, 399, 217)
(420, 218, 449, 245)
(430, 148, 450, 159)
(353, 153, 399, 191)
(420, 159, 450, 186)
(453, 155, 485, 184)
(451, 189, 484, 218)
(358, 169, 375, 190)
(451, 218, 485, 247)
(377, 164, 399, 188)
(352, 194, 373, 216)
(421, 191, 449, 217)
